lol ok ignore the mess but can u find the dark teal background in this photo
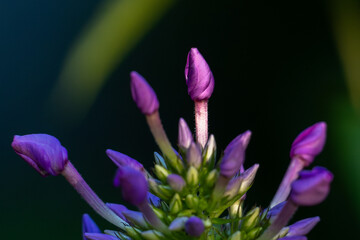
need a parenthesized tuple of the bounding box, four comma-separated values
(0, 0, 357, 239)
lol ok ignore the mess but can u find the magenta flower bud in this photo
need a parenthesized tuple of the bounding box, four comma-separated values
(290, 167, 333, 206)
(11, 134, 68, 177)
(178, 118, 193, 149)
(106, 149, 144, 172)
(184, 48, 214, 101)
(287, 217, 320, 237)
(130, 71, 159, 115)
(167, 174, 186, 192)
(290, 122, 327, 165)
(84, 233, 119, 240)
(224, 130, 252, 154)
(185, 216, 204, 237)
(82, 214, 101, 240)
(278, 237, 307, 240)
(186, 142, 202, 168)
(106, 203, 128, 222)
(220, 135, 247, 178)
(117, 167, 148, 206)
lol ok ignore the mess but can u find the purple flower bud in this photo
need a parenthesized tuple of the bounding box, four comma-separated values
(178, 118, 193, 149)
(184, 48, 214, 101)
(167, 174, 186, 192)
(185, 216, 205, 237)
(290, 167, 333, 206)
(187, 142, 202, 168)
(278, 237, 307, 240)
(82, 214, 101, 240)
(117, 167, 148, 206)
(84, 233, 119, 240)
(122, 209, 148, 228)
(220, 133, 248, 178)
(290, 122, 327, 166)
(106, 149, 144, 172)
(147, 192, 161, 207)
(287, 217, 320, 237)
(11, 134, 68, 176)
(267, 201, 286, 219)
(130, 71, 159, 115)
(106, 203, 128, 222)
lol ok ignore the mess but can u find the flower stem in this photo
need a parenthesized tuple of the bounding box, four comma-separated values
(195, 100, 208, 148)
(146, 111, 183, 173)
(258, 201, 298, 240)
(270, 157, 305, 208)
(62, 162, 128, 229)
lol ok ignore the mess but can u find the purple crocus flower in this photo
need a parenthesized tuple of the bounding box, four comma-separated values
(82, 214, 101, 240)
(287, 217, 320, 237)
(167, 174, 186, 192)
(84, 233, 119, 240)
(116, 167, 148, 206)
(290, 167, 333, 206)
(185, 216, 204, 237)
(184, 48, 214, 101)
(290, 122, 327, 166)
(130, 71, 159, 115)
(11, 134, 68, 176)
(178, 118, 193, 149)
(106, 203, 128, 222)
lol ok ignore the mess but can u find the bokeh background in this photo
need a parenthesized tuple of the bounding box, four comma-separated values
(1, 0, 359, 239)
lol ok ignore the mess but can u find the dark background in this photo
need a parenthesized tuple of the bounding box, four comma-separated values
(0, 0, 358, 239)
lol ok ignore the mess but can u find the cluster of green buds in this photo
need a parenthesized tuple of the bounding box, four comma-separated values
(11, 48, 333, 240)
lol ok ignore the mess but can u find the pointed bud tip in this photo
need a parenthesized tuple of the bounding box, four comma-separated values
(11, 134, 68, 176)
(185, 48, 214, 101)
(290, 122, 327, 165)
(130, 71, 159, 115)
(178, 118, 193, 149)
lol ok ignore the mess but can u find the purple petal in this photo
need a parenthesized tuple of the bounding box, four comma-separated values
(106, 149, 144, 172)
(224, 130, 252, 154)
(11, 134, 68, 176)
(185, 48, 214, 101)
(82, 214, 101, 240)
(130, 71, 159, 115)
(106, 203, 128, 222)
(185, 216, 204, 237)
(290, 166, 333, 206)
(178, 118, 193, 149)
(290, 122, 327, 166)
(278, 237, 307, 240)
(117, 167, 148, 206)
(287, 217, 320, 236)
(84, 233, 118, 240)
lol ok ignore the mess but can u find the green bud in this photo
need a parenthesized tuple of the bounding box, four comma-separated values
(125, 226, 142, 240)
(238, 164, 259, 195)
(203, 134, 216, 166)
(154, 152, 167, 169)
(273, 227, 289, 239)
(177, 209, 195, 217)
(205, 169, 218, 188)
(229, 231, 243, 240)
(203, 218, 212, 228)
(185, 194, 198, 209)
(170, 193, 183, 214)
(229, 199, 243, 218)
(158, 185, 174, 199)
(141, 230, 164, 240)
(186, 166, 199, 186)
(246, 227, 262, 239)
(150, 205, 165, 220)
(242, 207, 260, 230)
(154, 164, 170, 182)
(148, 179, 172, 200)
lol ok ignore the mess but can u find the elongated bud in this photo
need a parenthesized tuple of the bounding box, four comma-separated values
(185, 48, 214, 101)
(169, 193, 183, 214)
(224, 130, 252, 154)
(220, 135, 247, 178)
(205, 169, 218, 187)
(229, 231, 242, 240)
(106, 149, 144, 172)
(187, 142, 202, 168)
(84, 233, 119, 240)
(141, 230, 164, 240)
(290, 122, 327, 165)
(229, 199, 243, 218)
(178, 118, 193, 149)
(290, 167, 333, 206)
(82, 214, 101, 240)
(154, 152, 167, 168)
(106, 203, 128, 222)
(154, 164, 170, 182)
(122, 210, 148, 228)
(12, 134, 68, 176)
(287, 217, 320, 237)
(186, 166, 199, 186)
(242, 207, 260, 230)
(148, 179, 173, 200)
(169, 217, 188, 231)
(185, 216, 205, 237)
(147, 192, 161, 207)
(203, 134, 216, 165)
(185, 194, 199, 209)
(167, 174, 186, 192)
(130, 71, 159, 115)
(238, 164, 259, 195)
(117, 167, 148, 206)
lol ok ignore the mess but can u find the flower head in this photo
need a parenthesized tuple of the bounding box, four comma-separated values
(185, 48, 214, 101)
(11, 134, 68, 176)
(290, 122, 327, 165)
(130, 71, 159, 115)
(290, 167, 333, 206)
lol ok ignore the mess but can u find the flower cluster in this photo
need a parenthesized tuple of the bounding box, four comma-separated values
(12, 48, 333, 240)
